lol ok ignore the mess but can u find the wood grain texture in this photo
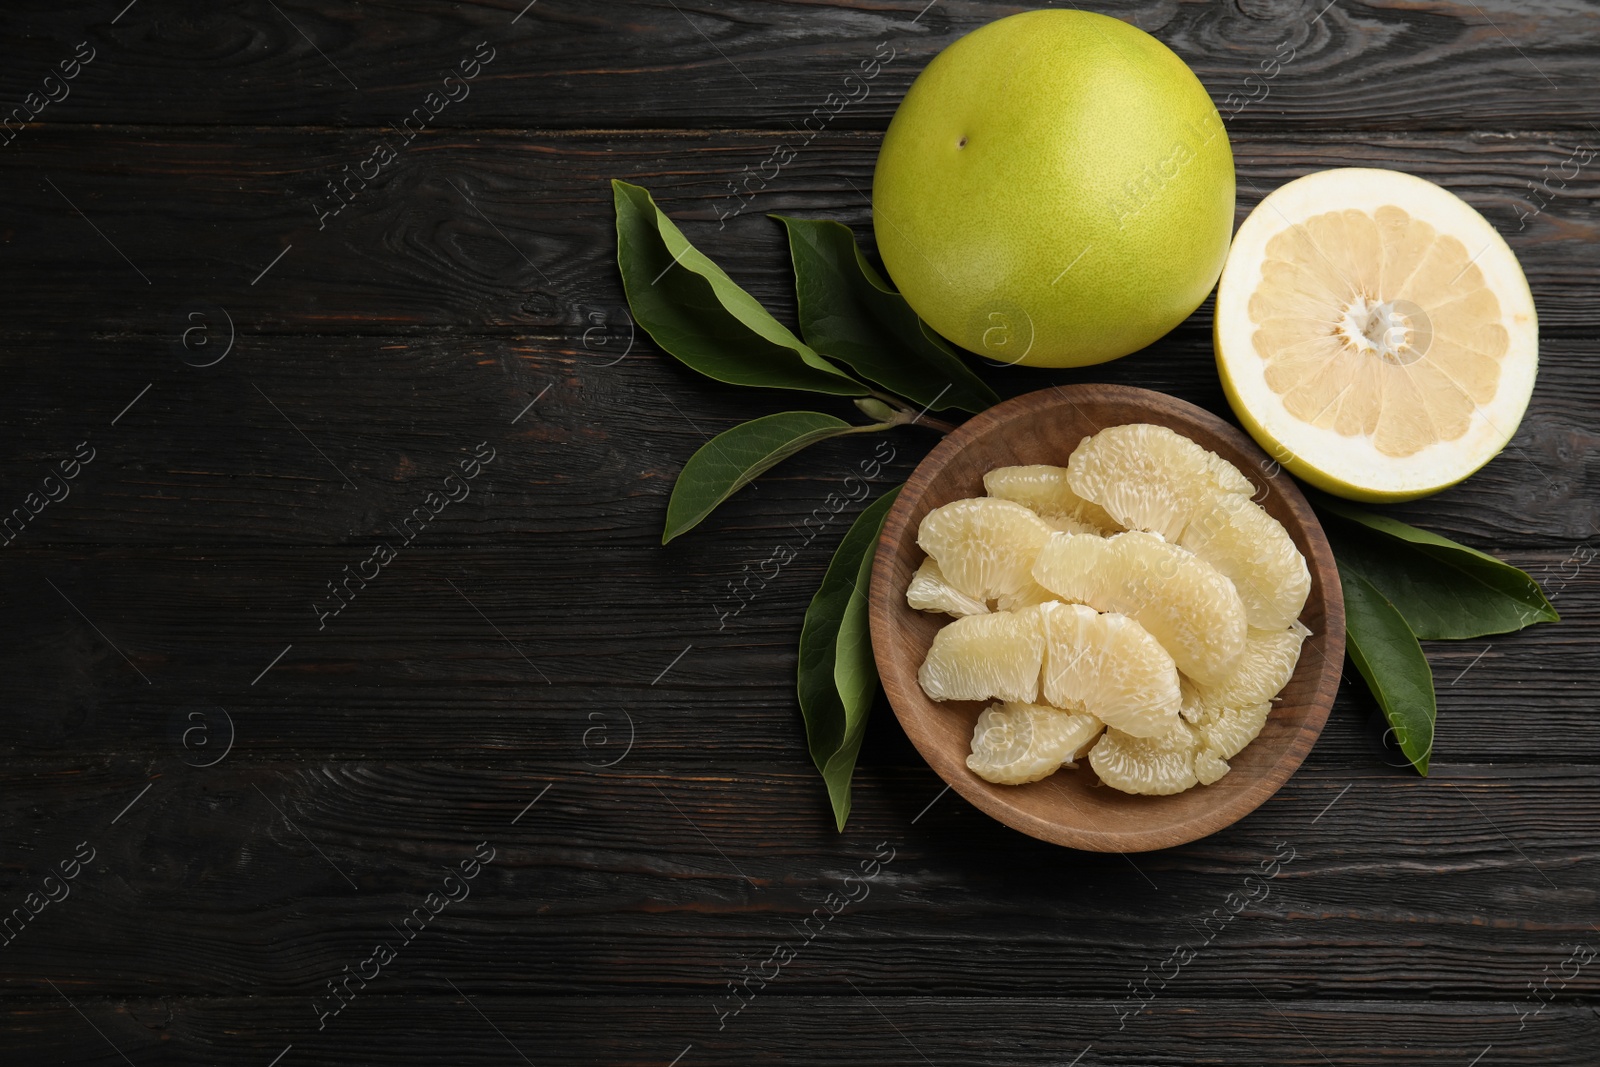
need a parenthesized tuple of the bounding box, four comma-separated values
(4, 995, 1596, 1066)
(2, 1, 1600, 132)
(0, 541, 1586, 764)
(871, 385, 1344, 851)
(0, 130, 1596, 338)
(1, 0, 1597, 1061)
(0, 762, 1598, 1001)
(0, 330, 1592, 550)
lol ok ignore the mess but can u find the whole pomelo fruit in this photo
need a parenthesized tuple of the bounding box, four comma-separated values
(872, 9, 1235, 368)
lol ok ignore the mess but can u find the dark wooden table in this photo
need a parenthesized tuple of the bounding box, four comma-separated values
(1, 1, 1596, 1063)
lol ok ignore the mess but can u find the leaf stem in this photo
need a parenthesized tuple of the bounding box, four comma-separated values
(913, 413, 960, 435)
(843, 408, 959, 437)
(861, 387, 959, 435)
(840, 418, 904, 436)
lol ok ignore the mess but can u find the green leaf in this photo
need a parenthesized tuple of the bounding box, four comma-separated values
(825, 497, 894, 829)
(774, 215, 999, 414)
(798, 484, 902, 831)
(1342, 569, 1436, 776)
(663, 411, 860, 544)
(612, 181, 866, 397)
(1314, 494, 1559, 639)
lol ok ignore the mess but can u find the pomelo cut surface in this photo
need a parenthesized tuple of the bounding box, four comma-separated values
(1215, 167, 1538, 501)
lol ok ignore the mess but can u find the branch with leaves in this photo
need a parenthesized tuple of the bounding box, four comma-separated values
(611, 178, 1557, 830)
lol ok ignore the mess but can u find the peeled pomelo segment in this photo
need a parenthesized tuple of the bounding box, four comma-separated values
(1180, 492, 1311, 630)
(918, 497, 1053, 603)
(1189, 623, 1309, 717)
(1215, 167, 1538, 501)
(1198, 701, 1272, 762)
(995, 577, 1059, 614)
(1033, 530, 1249, 684)
(1195, 749, 1231, 785)
(1179, 675, 1206, 725)
(1066, 423, 1253, 541)
(1038, 601, 1181, 738)
(1102, 531, 1248, 686)
(1089, 720, 1200, 796)
(1042, 513, 1107, 536)
(906, 558, 989, 617)
(983, 464, 1120, 533)
(965, 701, 1104, 785)
(1061, 714, 1106, 761)
(917, 608, 1044, 703)
(1029, 531, 1120, 609)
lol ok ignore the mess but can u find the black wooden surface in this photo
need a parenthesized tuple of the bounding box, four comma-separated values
(1, 1, 1597, 1064)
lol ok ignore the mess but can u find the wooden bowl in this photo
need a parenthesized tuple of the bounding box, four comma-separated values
(869, 384, 1344, 852)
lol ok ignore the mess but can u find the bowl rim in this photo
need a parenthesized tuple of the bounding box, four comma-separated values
(868, 383, 1346, 852)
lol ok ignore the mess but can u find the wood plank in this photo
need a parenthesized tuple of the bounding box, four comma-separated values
(0, 311, 1587, 766)
(0, 129, 1596, 338)
(0, 530, 1589, 762)
(0, 762, 1595, 1002)
(0, 329, 1593, 550)
(0, 994, 1593, 1066)
(6, 993, 1595, 1066)
(4, 1, 1600, 132)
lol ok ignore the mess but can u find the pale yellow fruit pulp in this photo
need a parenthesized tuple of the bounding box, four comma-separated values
(906, 424, 1313, 796)
(917, 497, 1053, 605)
(1037, 601, 1181, 738)
(1066, 423, 1253, 541)
(966, 702, 1104, 785)
(1199, 701, 1272, 763)
(983, 464, 1120, 533)
(1089, 721, 1201, 796)
(1216, 168, 1538, 501)
(1191, 701, 1274, 786)
(906, 558, 988, 618)
(1180, 492, 1310, 630)
(1032, 530, 1248, 685)
(917, 608, 1044, 704)
(1181, 622, 1310, 724)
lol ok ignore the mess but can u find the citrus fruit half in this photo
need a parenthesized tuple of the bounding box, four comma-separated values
(1215, 167, 1538, 501)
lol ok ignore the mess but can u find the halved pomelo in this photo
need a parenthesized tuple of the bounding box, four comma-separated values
(1215, 168, 1537, 501)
